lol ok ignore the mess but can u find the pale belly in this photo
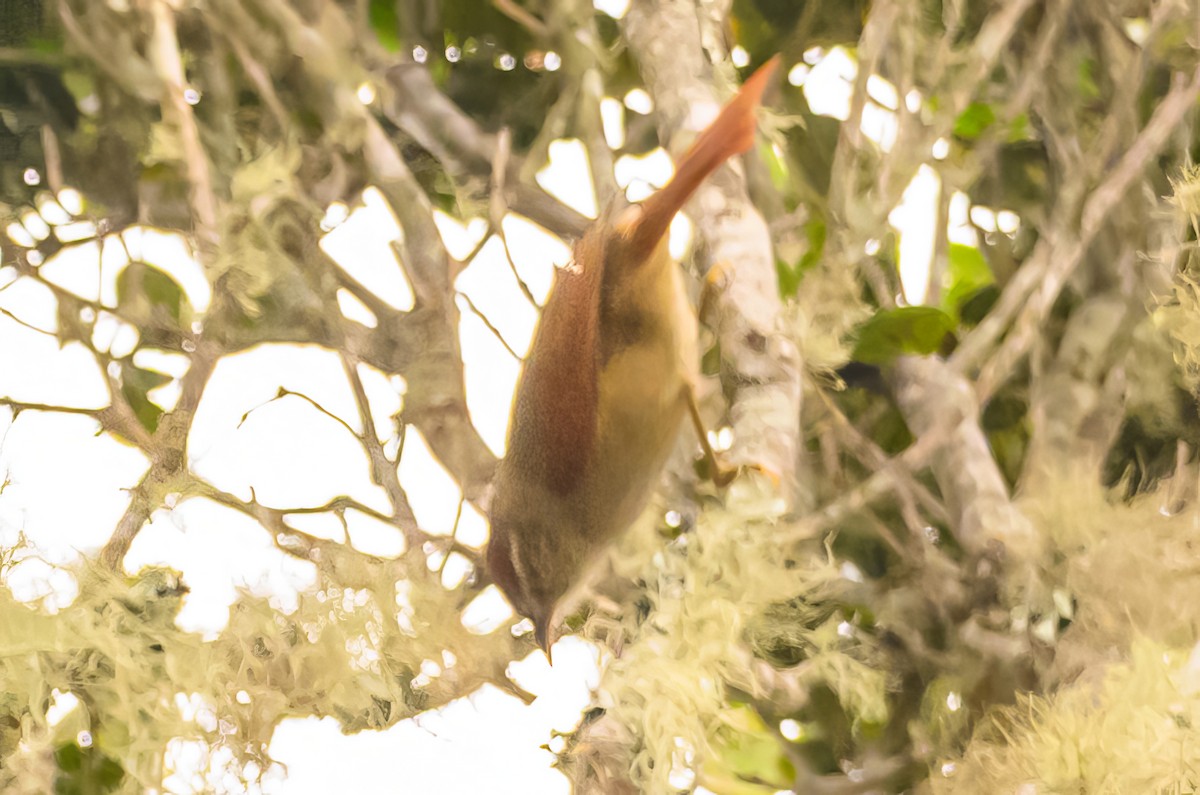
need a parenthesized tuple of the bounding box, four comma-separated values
(589, 264, 698, 536)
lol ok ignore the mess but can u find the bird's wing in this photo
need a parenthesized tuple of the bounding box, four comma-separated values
(509, 226, 605, 496)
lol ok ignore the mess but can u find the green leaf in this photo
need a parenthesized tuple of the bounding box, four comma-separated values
(1006, 111, 1033, 142)
(981, 390, 1027, 431)
(941, 242, 994, 320)
(701, 342, 722, 377)
(369, 0, 402, 52)
(953, 101, 995, 140)
(116, 263, 189, 325)
(775, 259, 801, 298)
(988, 425, 1028, 489)
(760, 138, 790, 193)
(54, 742, 125, 795)
(62, 71, 97, 104)
(142, 267, 185, 322)
(54, 742, 83, 773)
(958, 283, 1000, 326)
(1077, 56, 1101, 102)
(700, 706, 795, 793)
(120, 364, 171, 434)
(776, 218, 826, 297)
(850, 306, 956, 365)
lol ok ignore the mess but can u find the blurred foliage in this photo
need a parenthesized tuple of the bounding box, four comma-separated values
(980, 385, 1030, 489)
(939, 474, 1200, 792)
(940, 638, 1200, 793)
(1164, 165, 1200, 398)
(940, 244, 994, 321)
(53, 742, 125, 795)
(850, 306, 956, 364)
(732, 0, 867, 56)
(775, 217, 826, 297)
(0, 534, 514, 793)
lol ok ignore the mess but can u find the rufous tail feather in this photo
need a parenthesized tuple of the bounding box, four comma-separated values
(627, 55, 779, 259)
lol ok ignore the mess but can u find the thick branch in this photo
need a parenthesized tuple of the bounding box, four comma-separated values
(98, 348, 219, 569)
(360, 117, 499, 502)
(885, 356, 1032, 555)
(223, 0, 500, 505)
(146, 0, 219, 246)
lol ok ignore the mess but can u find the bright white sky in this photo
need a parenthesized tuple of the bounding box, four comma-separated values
(0, 21, 1010, 793)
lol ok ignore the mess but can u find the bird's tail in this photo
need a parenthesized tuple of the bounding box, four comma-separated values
(626, 55, 780, 259)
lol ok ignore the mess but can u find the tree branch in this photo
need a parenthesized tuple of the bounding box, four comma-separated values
(381, 62, 591, 239)
(956, 62, 1200, 399)
(885, 355, 1033, 555)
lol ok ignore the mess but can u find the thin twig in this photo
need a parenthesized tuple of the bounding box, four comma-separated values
(0, 307, 56, 337)
(489, 127, 543, 309)
(57, 3, 158, 99)
(814, 387, 949, 530)
(455, 290, 522, 360)
(947, 0, 1183, 376)
(782, 427, 948, 544)
(339, 350, 423, 544)
(40, 125, 63, 194)
(224, 33, 291, 133)
(0, 47, 64, 66)
(0, 398, 104, 418)
(491, 0, 549, 37)
(237, 387, 358, 438)
(435, 497, 466, 581)
(828, 0, 898, 217)
(964, 62, 1200, 400)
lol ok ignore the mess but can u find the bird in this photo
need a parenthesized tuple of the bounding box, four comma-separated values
(487, 56, 780, 658)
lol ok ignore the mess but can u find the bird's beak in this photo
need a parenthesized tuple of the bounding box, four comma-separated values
(535, 618, 558, 665)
